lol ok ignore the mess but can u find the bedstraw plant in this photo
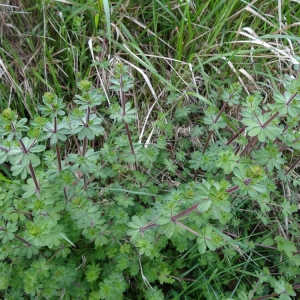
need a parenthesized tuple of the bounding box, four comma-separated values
(1, 64, 300, 300)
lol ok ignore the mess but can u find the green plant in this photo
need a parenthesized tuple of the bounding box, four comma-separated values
(0, 63, 300, 299)
(2, 0, 300, 299)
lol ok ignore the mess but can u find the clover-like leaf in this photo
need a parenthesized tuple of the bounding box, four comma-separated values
(110, 102, 137, 124)
(127, 216, 154, 243)
(269, 90, 300, 117)
(275, 235, 296, 258)
(243, 112, 283, 142)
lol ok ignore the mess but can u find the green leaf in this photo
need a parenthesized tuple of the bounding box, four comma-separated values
(261, 238, 274, 246)
(128, 216, 147, 230)
(252, 184, 267, 193)
(30, 145, 46, 153)
(248, 126, 261, 137)
(174, 106, 191, 120)
(243, 118, 260, 127)
(197, 238, 206, 254)
(156, 216, 171, 225)
(165, 222, 175, 238)
(206, 239, 217, 251)
(275, 236, 296, 258)
(197, 199, 212, 212)
(163, 159, 178, 173)
(0, 221, 18, 243)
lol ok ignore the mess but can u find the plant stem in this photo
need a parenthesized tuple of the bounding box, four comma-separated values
(215, 101, 228, 122)
(53, 117, 62, 171)
(56, 144, 62, 171)
(82, 106, 90, 156)
(286, 91, 298, 106)
(140, 222, 158, 232)
(246, 137, 259, 158)
(202, 102, 229, 154)
(53, 117, 68, 201)
(285, 156, 300, 175)
(18, 138, 41, 198)
(171, 203, 199, 222)
(12, 232, 47, 258)
(175, 220, 200, 236)
(203, 130, 213, 154)
(238, 136, 258, 159)
(121, 87, 126, 116)
(125, 122, 138, 170)
(10, 122, 40, 197)
(193, 169, 198, 181)
(225, 185, 240, 193)
(226, 126, 246, 146)
(261, 111, 279, 128)
(28, 162, 41, 198)
(120, 76, 138, 170)
(252, 292, 282, 300)
(142, 182, 248, 232)
(82, 106, 91, 191)
(252, 284, 300, 300)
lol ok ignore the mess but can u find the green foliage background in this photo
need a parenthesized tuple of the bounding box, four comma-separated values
(1, 0, 300, 299)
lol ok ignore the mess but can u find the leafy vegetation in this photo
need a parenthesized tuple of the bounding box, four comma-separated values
(1, 0, 300, 299)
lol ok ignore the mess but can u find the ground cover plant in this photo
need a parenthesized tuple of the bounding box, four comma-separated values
(1, 0, 300, 299)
